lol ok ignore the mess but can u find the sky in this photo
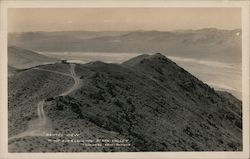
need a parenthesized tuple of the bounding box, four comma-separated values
(8, 8, 241, 32)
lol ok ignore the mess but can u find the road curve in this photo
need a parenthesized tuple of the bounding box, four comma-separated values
(9, 63, 80, 141)
(60, 64, 81, 96)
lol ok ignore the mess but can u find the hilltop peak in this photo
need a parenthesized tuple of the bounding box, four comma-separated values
(122, 53, 169, 67)
(150, 53, 166, 58)
(122, 54, 150, 67)
(85, 61, 107, 67)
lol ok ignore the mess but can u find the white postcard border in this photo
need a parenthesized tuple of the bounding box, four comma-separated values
(0, 1, 249, 159)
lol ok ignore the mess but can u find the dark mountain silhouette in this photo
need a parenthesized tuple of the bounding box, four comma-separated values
(8, 53, 242, 152)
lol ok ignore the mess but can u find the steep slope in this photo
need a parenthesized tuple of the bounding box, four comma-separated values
(8, 63, 76, 152)
(122, 54, 150, 67)
(8, 63, 134, 152)
(8, 46, 57, 69)
(49, 53, 241, 151)
(8, 54, 242, 152)
(216, 91, 242, 108)
(8, 63, 74, 137)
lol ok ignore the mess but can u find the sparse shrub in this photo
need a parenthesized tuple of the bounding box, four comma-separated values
(56, 103, 64, 110)
(225, 113, 236, 122)
(106, 82, 116, 97)
(154, 67, 163, 75)
(228, 142, 238, 149)
(113, 74, 124, 80)
(114, 99, 123, 108)
(46, 97, 54, 101)
(218, 139, 224, 144)
(184, 126, 194, 137)
(126, 98, 132, 105)
(89, 90, 106, 102)
(28, 147, 34, 152)
(190, 143, 200, 150)
(235, 120, 242, 129)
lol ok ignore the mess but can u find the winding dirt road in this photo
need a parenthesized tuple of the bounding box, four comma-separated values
(9, 63, 81, 141)
(60, 64, 81, 96)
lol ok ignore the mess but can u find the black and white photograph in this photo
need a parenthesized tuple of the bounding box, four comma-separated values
(0, 1, 249, 158)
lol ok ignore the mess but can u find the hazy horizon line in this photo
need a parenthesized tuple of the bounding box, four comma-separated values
(8, 27, 241, 34)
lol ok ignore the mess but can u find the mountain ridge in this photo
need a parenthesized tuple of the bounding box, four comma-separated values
(8, 53, 242, 152)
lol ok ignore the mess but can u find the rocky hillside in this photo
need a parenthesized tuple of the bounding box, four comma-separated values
(8, 53, 242, 152)
(8, 63, 74, 137)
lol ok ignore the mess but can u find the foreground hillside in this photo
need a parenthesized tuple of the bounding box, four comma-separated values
(8, 63, 74, 137)
(8, 54, 242, 152)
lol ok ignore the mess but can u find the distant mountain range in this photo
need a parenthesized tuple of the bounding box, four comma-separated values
(8, 28, 241, 64)
(8, 53, 242, 152)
